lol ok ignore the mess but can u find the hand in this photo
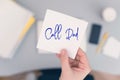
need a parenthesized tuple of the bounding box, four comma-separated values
(57, 48, 91, 80)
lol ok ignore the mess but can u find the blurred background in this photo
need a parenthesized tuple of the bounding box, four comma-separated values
(0, 0, 120, 80)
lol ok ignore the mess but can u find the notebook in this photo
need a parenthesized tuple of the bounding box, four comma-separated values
(0, 0, 35, 58)
(103, 37, 120, 59)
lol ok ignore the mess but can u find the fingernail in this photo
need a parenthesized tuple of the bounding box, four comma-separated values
(61, 49, 66, 56)
(61, 50, 65, 56)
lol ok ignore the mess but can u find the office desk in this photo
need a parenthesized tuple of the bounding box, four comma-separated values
(0, 0, 120, 76)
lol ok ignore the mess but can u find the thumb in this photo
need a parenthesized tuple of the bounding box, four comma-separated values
(59, 49, 70, 71)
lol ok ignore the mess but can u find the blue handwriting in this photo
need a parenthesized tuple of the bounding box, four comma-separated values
(45, 24, 79, 40)
(65, 27, 79, 40)
(45, 24, 62, 40)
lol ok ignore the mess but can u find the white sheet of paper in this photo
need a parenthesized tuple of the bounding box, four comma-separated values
(37, 21, 87, 54)
(37, 9, 88, 59)
(103, 37, 120, 59)
(37, 21, 52, 54)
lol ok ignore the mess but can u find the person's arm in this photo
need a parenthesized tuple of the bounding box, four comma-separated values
(57, 48, 91, 80)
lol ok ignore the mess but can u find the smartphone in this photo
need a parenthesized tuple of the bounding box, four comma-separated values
(89, 24, 102, 44)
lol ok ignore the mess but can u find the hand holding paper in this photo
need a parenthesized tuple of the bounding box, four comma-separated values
(57, 48, 91, 80)
(37, 9, 88, 59)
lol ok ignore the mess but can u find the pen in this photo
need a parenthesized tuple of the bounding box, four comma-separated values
(96, 32, 109, 53)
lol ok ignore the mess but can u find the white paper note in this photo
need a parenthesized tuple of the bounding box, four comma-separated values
(37, 9, 88, 59)
(37, 21, 52, 54)
(37, 21, 87, 54)
(103, 37, 120, 59)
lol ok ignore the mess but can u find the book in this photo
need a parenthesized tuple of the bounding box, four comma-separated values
(0, 0, 35, 58)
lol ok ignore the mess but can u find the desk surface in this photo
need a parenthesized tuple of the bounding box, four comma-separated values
(0, 0, 120, 76)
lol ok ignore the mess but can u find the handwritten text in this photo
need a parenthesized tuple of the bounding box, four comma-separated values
(45, 24, 79, 40)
